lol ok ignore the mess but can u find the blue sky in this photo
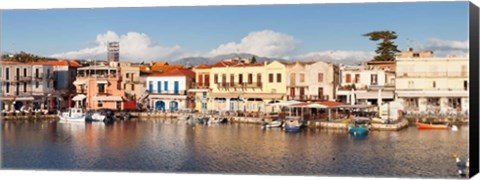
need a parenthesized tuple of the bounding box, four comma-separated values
(1, 1, 469, 63)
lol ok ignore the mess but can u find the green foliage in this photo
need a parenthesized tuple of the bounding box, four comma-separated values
(2, 52, 57, 62)
(250, 56, 257, 64)
(363, 31, 401, 61)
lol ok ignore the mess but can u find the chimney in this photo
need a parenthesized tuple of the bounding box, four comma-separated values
(407, 47, 413, 52)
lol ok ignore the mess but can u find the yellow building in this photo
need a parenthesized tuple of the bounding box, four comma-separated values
(190, 60, 287, 115)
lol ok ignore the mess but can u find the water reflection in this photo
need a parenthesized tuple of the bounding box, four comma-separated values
(2, 120, 469, 178)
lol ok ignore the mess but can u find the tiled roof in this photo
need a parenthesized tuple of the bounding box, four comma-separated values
(139, 62, 183, 73)
(149, 68, 195, 78)
(28, 60, 82, 67)
(231, 63, 264, 67)
(0, 61, 24, 65)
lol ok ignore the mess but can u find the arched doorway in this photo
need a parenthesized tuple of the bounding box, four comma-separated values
(155, 101, 165, 111)
(169, 101, 178, 111)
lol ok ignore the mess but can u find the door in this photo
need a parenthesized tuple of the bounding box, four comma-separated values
(299, 87, 305, 99)
(170, 101, 178, 111)
(318, 87, 324, 100)
(157, 81, 161, 93)
(155, 101, 165, 111)
(290, 87, 295, 98)
(174, 81, 179, 94)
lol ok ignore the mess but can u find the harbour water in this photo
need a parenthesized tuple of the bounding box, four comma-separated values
(2, 119, 468, 178)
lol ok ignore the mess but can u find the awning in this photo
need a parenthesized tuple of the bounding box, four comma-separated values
(72, 94, 87, 101)
(93, 96, 123, 101)
(96, 80, 108, 84)
(243, 93, 283, 99)
(15, 97, 34, 101)
(211, 93, 242, 98)
(73, 80, 86, 85)
(356, 91, 394, 99)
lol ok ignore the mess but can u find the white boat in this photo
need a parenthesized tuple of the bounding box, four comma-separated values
(86, 112, 106, 121)
(208, 117, 227, 124)
(263, 120, 283, 128)
(58, 108, 86, 122)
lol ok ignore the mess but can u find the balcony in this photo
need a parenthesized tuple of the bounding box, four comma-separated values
(149, 90, 187, 95)
(34, 75, 43, 79)
(217, 82, 262, 89)
(17, 76, 32, 82)
(76, 89, 86, 94)
(191, 83, 210, 89)
(287, 95, 329, 101)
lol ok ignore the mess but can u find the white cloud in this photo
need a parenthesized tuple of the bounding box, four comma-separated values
(208, 30, 300, 58)
(297, 50, 375, 65)
(415, 38, 469, 57)
(50, 31, 183, 62)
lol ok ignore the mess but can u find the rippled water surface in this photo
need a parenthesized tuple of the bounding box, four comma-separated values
(2, 119, 469, 178)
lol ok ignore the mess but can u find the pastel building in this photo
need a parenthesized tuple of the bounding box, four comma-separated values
(337, 64, 395, 106)
(73, 64, 125, 110)
(146, 69, 195, 111)
(395, 50, 469, 114)
(286, 61, 339, 101)
(0, 61, 55, 111)
(192, 60, 287, 114)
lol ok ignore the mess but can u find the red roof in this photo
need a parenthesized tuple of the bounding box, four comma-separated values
(195, 61, 238, 69)
(150, 68, 195, 78)
(0, 61, 24, 65)
(231, 63, 264, 67)
(28, 60, 82, 67)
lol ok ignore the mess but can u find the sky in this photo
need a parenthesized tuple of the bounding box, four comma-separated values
(0, 1, 470, 64)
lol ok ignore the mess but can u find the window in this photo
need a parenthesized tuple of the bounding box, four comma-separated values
(290, 73, 296, 84)
(222, 74, 226, 84)
(6, 82, 10, 93)
(36, 81, 39, 88)
(16, 68, 20, 80)
(47, 69, 50, 77)
(230, 74, 234, 86)
(239, 74, 243, 84)
(98, 84, 105, 93)
(276, 73, 281, 83)
(464, 81, 468, 90)
(355, 74, 360, 83)
(98, 102, 103, 107)
(413, 53, 420, 57)
(248, 74, 253, 84)
(318, 73, 324, 83)
(269, 73, 274, 83)
(370, 74, 378, 85)
(198, 74, 203, 85)
(257, 74, 262, 85)
(300, 73, 305, 83)
(214, 74, 218, 84)
(346, 74, 351, 83)
(164, 81, 168, 91)
(131, 84, 135, 90)
(126, 73, 129, 78)
(23, 68, 27, 77)
(35, 68, 39, 78)
(205, 74, 210, 86)
(24, 82, 27, 92)
(202, 92, 207, 98)
(6, 68, 9, 80)
(433, 81, 436, 88)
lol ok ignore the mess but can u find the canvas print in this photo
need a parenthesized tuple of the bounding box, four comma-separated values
(0, 1, 474, 179)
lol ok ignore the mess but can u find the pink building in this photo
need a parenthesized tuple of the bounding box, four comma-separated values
(73, 65, 126, 110)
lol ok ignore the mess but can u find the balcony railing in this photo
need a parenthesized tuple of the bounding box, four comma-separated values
(287, 95, 329, 101)
(397, 72, 467, 78)
(217, 82, 262, 89)
(76, 89, 86, 94)
(191, 83, 210, 89)
(149, 90, 187, 95)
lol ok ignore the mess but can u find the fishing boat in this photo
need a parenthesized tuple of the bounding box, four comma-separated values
(263, 120, 283, 128)
(416, 122, 449, 129)
(58, 108, 86, 122)
(208, 117, 227, 124)
(283, 120, 302, 133)
(348, 121, 369, 136)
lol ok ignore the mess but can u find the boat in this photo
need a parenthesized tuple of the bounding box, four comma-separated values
(58, 108, 86, 122)
(348, 122, 369, 136)
(263, 120, 283, 128)
(208, 117, 227, 124)
(187, 116, 206, 124)
(178, 115, 192, 121)
(283, 120, 303, 133)
(416, 122, 449, 129)
(85, 112, 106, 122)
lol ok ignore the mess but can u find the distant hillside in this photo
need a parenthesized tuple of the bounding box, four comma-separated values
(173, 53, 286, 66)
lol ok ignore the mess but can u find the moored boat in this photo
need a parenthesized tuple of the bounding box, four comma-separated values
(348, 122, 369, 136)
(58, 108, 86, 122)
(416, 122, 449, 129)
(263, 120, 283, 128)
(283, 120, 303, 133)
(208, 117, 227, 124)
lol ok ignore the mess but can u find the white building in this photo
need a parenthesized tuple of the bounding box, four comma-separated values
(337, 64, 395, 106)
(146, 69, 195, 111)
(286, 61, 339, 101)
(395, 50, 469, 115)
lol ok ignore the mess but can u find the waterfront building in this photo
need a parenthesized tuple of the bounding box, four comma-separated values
(196, 60, 287, 115)
(0, 61, 55, 111)
(145, 68, 195, 111)
(189, 62, 227, 114)
(120, 65, 146, 104)
(30, 60, 82, 109)
(286, 61, 339, 101)
(336, 64, 395, 106)
(73, 64, 125, 110)
(395, 49, 469, 115)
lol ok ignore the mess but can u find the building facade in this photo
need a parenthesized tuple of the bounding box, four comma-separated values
(395, 50, 469, 115)
(145, 69, 195, 111)
(286, 61, 339, 101)
(73, 65, 125, 110)
(337, 64, 395, 106)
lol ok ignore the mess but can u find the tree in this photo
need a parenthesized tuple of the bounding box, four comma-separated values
(2, 52, 57, 62)
(250, 56, 257, 64)
(363, 31, 401, 61)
